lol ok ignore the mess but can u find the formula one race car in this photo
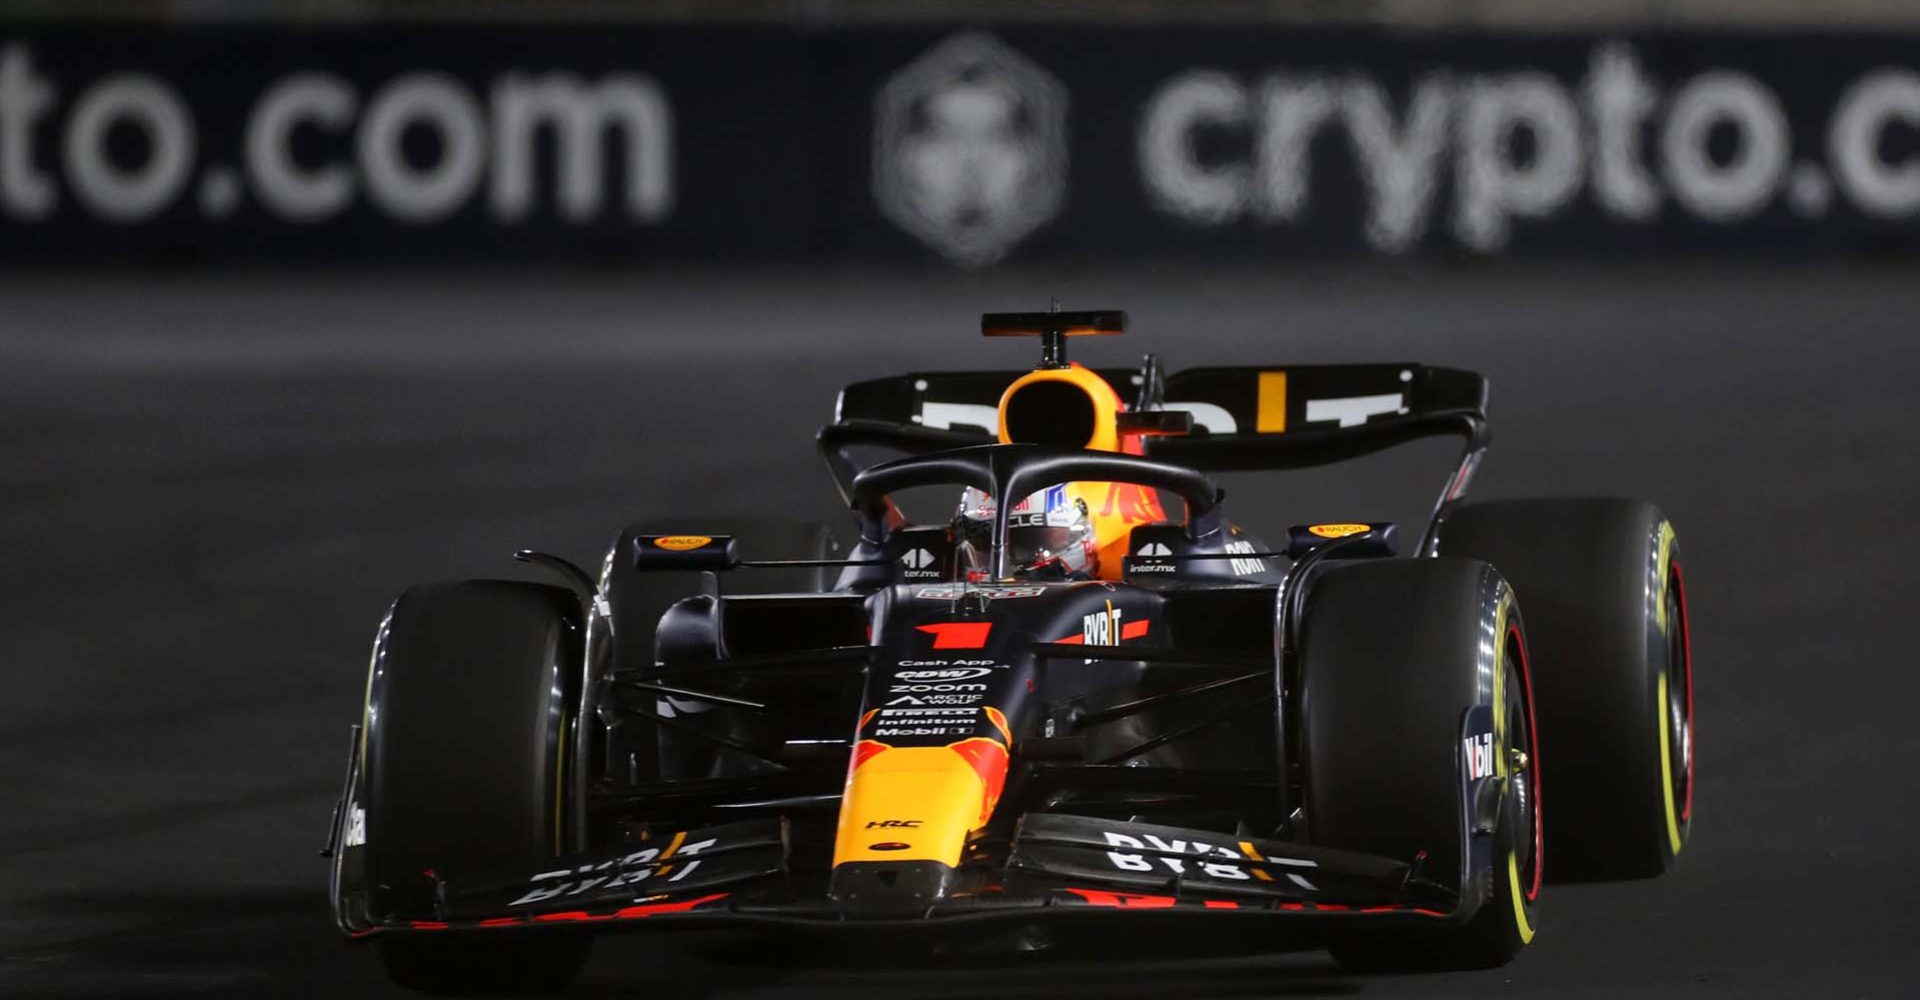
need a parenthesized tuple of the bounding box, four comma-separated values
(325, 311, 1695, 993)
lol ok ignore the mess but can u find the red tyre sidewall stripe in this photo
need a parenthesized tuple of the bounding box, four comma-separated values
(1509, 620, 1543, 902)
(1672, 560, 1695, 824)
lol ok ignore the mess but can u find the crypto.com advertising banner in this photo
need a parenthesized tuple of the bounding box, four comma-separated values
(1, 24, 1917, 264)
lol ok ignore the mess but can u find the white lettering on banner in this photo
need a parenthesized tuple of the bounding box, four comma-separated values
(0, 46, 56, 218)
(1139, 70, 1248, 224)
(1454, 74, 1584, 252)
(0, 43, 676, 227)
(491, 73, 673, 222)
(1660, 71, 1789, 221)
(1343, 76, 1452, 252)
(64, 73, 195, 221)
(1, 36, 1916, 249)
(248, 73, 357, 220)
(1253, 77, 1336, 223)
(1131, 41, 1901, 252)
(1829, 70, 1920, 218)
(1585, 44, 1661, 222)
(358, 73, 486, 222)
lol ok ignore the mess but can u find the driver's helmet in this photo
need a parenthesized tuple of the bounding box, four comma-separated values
(954, 484, 1098, 580)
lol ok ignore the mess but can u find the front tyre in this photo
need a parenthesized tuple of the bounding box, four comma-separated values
(1300, 559, 1542, 971)
(339, 580, 592, 995)
(1441, 499, 1694, 879)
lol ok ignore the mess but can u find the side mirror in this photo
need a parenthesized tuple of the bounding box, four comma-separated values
(1285, 522, 1397, 559)
(631, 534, 740, 572)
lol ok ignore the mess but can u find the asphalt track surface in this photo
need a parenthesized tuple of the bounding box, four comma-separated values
(1, 261, 1915, 998)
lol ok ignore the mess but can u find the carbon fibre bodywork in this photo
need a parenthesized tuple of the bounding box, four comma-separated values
(328, 343, 1522, 943)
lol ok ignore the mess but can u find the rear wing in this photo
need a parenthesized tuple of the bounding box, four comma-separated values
(1147, 364, 1486, 470)
(832, 368, 1140, 438)
(821, 363, 1488, 554)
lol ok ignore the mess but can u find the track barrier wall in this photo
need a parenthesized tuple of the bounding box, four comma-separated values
(1, 24, 1918, 264)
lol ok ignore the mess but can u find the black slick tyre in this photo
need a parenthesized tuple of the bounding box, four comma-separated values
(1301, 558, 1542, 971)
(357, 580, 591, 995)
(1440, 499, 1693, 880)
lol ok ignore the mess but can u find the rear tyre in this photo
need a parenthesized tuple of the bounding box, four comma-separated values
(1302, 559, 1541, 971)
(357, 580, 592, 995)
(1440, 499, 1693, 880)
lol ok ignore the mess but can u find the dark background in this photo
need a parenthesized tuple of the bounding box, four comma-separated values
(4, 24, 1920, 262)
(2, 5, 1917, 998)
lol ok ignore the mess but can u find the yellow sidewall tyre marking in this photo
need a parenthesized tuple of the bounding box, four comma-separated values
(1653, 520, 1687, 858)
(1658, 672, 1683, 855)
(1493, 588, 1535, 945)
(1655, 521, 1676, 636)
(1507, 853, 1535, 944)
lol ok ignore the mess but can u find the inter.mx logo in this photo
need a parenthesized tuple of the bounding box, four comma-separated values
(899, 547, 940, 579)
(873, 33, 1067, 266)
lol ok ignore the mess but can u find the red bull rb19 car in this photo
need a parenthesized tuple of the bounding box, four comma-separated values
(324, 312, 1695, 993)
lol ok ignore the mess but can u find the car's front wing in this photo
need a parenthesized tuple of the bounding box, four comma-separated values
(342, 813, 1459, 938)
